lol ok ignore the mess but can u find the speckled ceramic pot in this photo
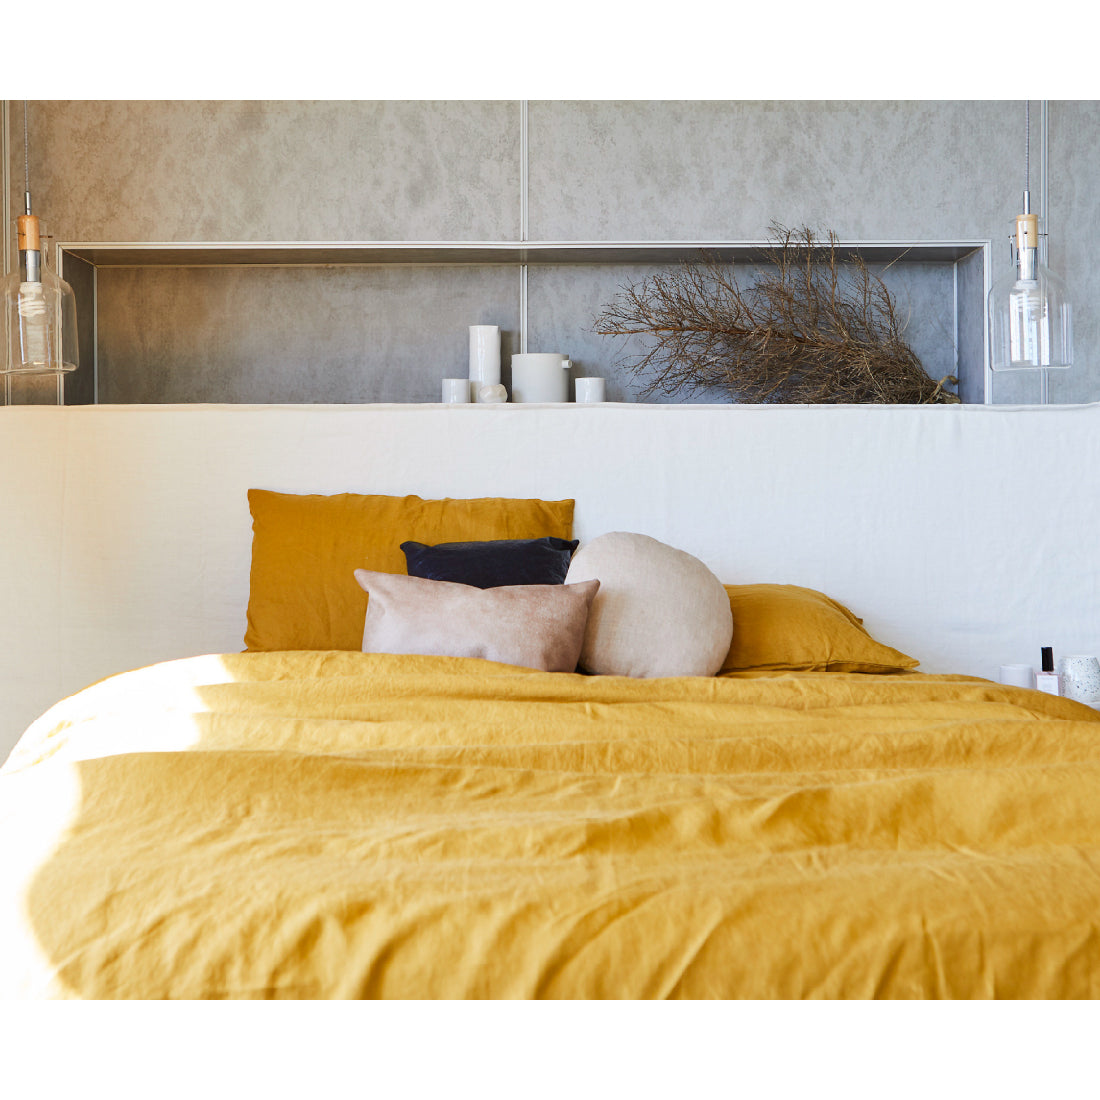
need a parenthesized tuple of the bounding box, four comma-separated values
(1059, 655, 1100, 706)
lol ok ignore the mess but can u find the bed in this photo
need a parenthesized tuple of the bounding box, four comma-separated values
(3, 649, 1100, 998)
(2, 402, 1099, 1000)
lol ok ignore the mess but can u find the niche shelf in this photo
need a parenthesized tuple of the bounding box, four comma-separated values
(60, 239, 986, 267)
(55, 238, 992, 406)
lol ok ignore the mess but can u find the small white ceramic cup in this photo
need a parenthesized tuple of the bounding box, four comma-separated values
(1058, 655, 1100, 704)
(999, 664, 1036, 689)
(575, 377, 606, 403)
(441, 378, 471, 403)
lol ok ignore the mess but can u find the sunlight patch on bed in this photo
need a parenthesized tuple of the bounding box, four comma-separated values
(0, 762, 82, 995)
(0, 653, 245, 995)
(2, 653, 241, 772)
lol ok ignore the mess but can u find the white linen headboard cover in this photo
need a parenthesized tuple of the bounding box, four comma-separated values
(2, 401, 1099, 759)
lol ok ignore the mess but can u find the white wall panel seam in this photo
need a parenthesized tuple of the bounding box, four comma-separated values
(520, 99, 529, 354)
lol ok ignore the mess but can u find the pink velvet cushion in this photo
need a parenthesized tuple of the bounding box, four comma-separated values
(353, 570, 600, 673)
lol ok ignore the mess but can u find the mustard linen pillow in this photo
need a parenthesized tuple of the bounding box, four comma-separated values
(720, 583, 919, 673)
(245, 490, 575, 652)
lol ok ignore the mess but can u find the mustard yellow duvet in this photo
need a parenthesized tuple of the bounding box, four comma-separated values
(3, 650, 1100, 999)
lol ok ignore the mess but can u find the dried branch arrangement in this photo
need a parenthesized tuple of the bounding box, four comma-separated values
(592, 223, 959, 404)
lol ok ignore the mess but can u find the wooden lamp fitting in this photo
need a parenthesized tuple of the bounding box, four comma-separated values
(17, 213, 41, 253)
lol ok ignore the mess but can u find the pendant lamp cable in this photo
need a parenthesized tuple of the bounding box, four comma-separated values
(23, 100, 30, 213)
(1020, 101, 1029, 198)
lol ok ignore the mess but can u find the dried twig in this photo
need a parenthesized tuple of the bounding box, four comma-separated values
(593, 223, 959, 404)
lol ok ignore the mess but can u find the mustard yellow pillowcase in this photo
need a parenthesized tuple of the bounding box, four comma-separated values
(245, 491, 575, 652)
(720, 583, 919, 674)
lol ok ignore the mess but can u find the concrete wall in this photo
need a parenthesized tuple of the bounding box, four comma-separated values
(5, 100, 1098, 405)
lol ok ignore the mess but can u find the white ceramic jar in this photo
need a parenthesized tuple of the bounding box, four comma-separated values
(510, 353, 571, 402)
(1059, 655, 1100, 706)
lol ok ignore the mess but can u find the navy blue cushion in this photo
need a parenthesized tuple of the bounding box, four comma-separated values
(400, 537, 580, 588)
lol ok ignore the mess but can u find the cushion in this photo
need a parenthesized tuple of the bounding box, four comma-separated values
(354, 570, 599, 673)
(565, 531, 733, 678)
(245, 491, 574, 651)
(401, 536, 579, 588)
(720, 583, 919, 673)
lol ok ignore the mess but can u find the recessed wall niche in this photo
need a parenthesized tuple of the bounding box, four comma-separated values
(58, 240, 989, 405)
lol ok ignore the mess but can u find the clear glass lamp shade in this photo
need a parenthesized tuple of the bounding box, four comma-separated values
(988, 262, 1073, 371)
(1, 264, 79, 375)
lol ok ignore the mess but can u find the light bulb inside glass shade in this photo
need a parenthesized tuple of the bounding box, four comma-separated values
(18, 281, 50, 364)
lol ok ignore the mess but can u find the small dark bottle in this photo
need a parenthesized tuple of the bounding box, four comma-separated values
(1035, 646, 1062, 696)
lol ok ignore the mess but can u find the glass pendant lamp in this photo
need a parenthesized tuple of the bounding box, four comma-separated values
(987, 102, 1072, 402)
(1, 102, 79, 378)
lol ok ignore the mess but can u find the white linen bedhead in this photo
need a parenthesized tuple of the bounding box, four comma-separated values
(1, 400, 1098, 759)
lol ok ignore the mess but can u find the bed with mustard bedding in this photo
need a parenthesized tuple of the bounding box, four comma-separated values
(3, 649, 1100, 999)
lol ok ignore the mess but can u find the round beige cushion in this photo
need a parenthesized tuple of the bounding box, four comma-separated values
(565, 531, 733, 677)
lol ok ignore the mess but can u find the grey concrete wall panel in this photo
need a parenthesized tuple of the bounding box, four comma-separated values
(527, 101, 1020, 243)
(17, 101, 521, 242)
(96, 265, 520, 404)
(1047, 101, 1099, 403)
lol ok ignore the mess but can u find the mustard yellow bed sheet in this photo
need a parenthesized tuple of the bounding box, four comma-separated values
(3, 650, 1100, 999)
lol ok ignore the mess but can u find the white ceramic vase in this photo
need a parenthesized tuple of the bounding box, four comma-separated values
(469, 326, 501, 402)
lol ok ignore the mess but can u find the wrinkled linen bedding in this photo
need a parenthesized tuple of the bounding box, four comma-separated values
(2, 650, 1100, 999)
